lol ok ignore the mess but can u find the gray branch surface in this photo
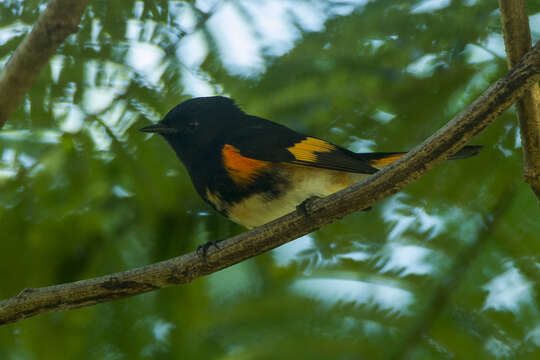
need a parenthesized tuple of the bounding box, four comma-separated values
(1, 42, 539, 326)
(499, 0, 540, 200)
(0, 0, 89, 129)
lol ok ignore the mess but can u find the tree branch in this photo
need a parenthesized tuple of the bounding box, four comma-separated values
(0, 0, 89, 129)
(499, 0, 540, 200)
(1, 42, 539, 326)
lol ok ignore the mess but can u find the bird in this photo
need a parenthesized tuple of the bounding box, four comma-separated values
(139, 96, 481, 229)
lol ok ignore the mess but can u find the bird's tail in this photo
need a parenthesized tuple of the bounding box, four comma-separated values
(359, 145, 483, 170)
(446, 145, 483, 160)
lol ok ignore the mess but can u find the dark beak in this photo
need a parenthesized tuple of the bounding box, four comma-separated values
(139, 123, 179, 134)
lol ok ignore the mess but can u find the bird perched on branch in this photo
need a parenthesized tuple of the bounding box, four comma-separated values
(140, 96, 481, 229)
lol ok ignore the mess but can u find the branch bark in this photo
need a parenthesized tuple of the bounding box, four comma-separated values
(1, 41, 539, 326)
(499, 0, 540, 200)
(0, 0, 89, 129)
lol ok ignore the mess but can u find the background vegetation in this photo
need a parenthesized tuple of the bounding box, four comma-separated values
(1, 0, 540, 358)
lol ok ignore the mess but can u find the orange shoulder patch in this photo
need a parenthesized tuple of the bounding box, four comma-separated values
(287, 137, 336, 163)
(222, 144, 269, 185)
(369, 153, 405, 169)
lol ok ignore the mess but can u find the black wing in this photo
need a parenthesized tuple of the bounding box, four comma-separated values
(225, 116, 379, 174)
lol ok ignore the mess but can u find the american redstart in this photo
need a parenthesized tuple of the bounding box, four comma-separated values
(140, 96, 481, 229)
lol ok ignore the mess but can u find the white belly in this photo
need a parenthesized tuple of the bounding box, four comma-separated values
(228, 166, 368, 228)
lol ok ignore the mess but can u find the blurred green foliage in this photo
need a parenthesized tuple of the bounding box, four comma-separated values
(1, 0, 540, 359)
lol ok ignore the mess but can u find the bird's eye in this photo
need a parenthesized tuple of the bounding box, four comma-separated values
(185, 121, 199, 133)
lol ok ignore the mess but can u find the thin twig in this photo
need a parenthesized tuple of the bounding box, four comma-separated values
(0, 42, 539, 326)
(499, 0, 540, 201)
(0, 0, 89, 129)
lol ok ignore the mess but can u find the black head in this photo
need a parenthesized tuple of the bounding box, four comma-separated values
(139, 96, 245, 167)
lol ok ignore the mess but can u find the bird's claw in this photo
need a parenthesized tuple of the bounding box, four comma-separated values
(296, 196, 321, 225)
(196, 239, 222, 265)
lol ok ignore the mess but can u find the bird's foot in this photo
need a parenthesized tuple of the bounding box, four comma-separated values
(296, 196, 321, 226)
(196, 239, 222, 265)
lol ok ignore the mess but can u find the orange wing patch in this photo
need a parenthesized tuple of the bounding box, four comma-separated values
(287, 137, 336, 162)
(222, 144, 269, 185)
(369, 153, 405, 169)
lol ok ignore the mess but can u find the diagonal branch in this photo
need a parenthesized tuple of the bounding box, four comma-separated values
(0, 0, 89, 129)
(0, 42, 539, 327)
(499, 0, 540, 200)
